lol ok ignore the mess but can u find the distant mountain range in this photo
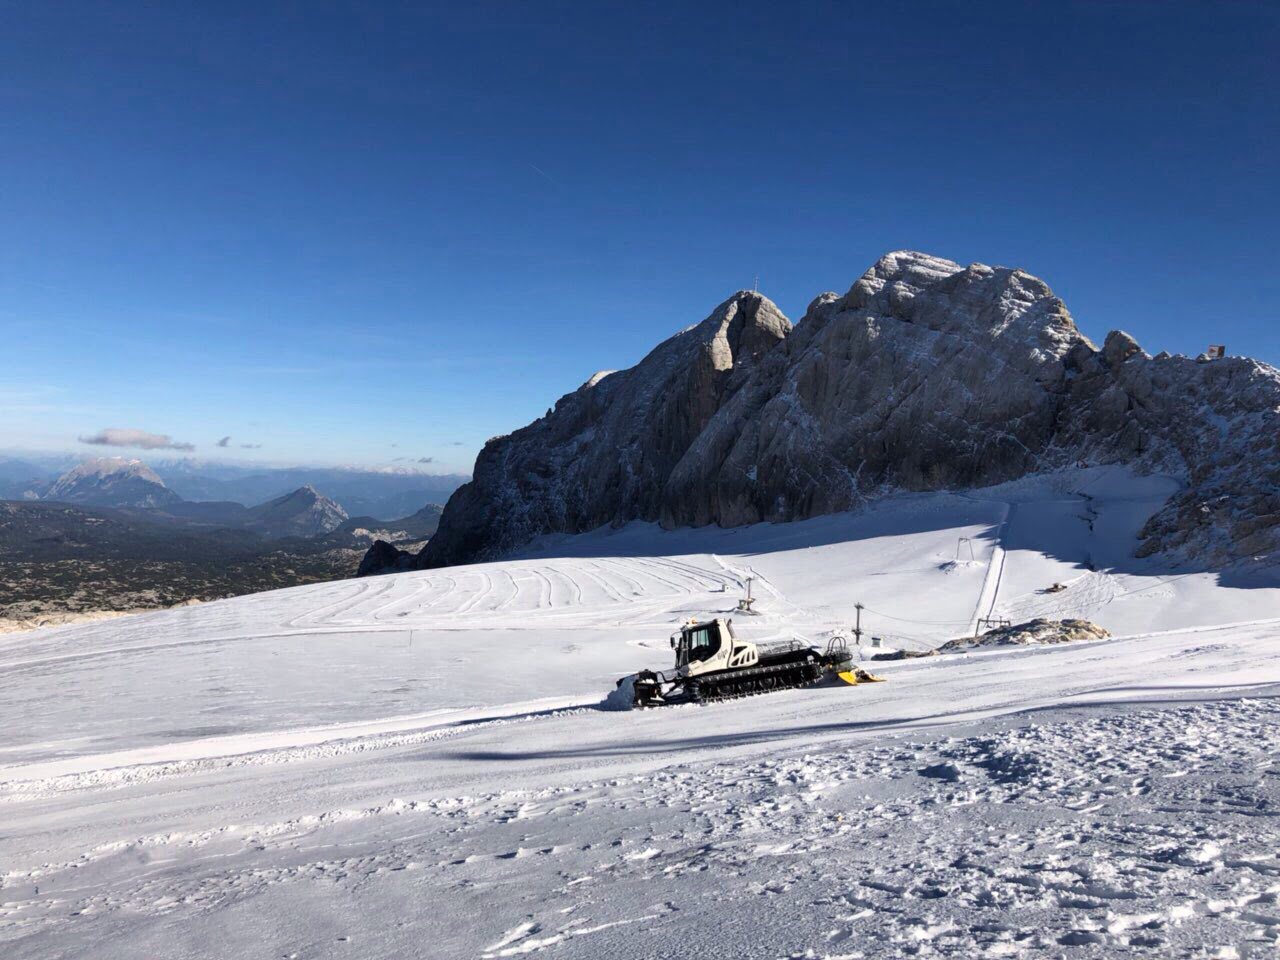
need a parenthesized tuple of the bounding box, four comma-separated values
(0, 454, 468, 520)
(0, 500, 362, 627)
(43, 458, 182, 510)
(34, 458, 350, 539)
(0, 457, 67, 501)
(1, 459, 447, 625)
(151, 461, 466, 519)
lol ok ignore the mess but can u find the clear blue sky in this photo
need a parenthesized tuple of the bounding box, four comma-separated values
(2, 1, 1276, 471)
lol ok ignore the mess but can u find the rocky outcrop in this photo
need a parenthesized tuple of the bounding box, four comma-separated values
(872, 618, 1110, 658)
(357, 539, 412, 576)
(1052, 333, 1280, 564)
(384, 251, 1279, 572)
(940, 618, 1111, 650)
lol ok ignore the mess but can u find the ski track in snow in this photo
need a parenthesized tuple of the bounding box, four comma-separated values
(1, 468, 1279, 959)
(576, 561, 627, 605)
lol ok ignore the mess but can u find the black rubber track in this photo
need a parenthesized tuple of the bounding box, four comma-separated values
(690, 659, 822, 703)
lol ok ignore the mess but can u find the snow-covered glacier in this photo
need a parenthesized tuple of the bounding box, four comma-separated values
(3, 467, 1279, 958)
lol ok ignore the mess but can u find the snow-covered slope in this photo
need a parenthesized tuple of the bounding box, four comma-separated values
(3, 467, 1279, 958)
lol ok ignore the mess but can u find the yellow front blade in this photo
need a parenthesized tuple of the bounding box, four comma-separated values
(837, 668, 885, 685)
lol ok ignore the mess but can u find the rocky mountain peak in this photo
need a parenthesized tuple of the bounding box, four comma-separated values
(65, 457, 164, 483)
(417, 290, 792, 567)
(247, 486, 348, 539)
(44, 457, 181, 510)
(381, 251, 1280, 573)
(830, 251, 1086, 362)
(1102, 329, 1148, 366)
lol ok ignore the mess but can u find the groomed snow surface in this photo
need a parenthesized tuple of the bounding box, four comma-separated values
(2, 468, 1279, 959)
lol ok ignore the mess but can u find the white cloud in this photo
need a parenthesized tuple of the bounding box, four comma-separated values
(79, 427, 195, 452)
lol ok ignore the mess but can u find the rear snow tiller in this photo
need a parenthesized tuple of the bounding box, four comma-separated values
(619, 618, 883, 708)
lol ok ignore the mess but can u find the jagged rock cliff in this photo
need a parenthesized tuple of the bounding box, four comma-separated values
(392, 251, 1279, 571)
(417, 292, 791, 567)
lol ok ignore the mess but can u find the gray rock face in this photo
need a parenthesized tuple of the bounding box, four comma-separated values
(357, 539, 411, 576)
(407, 251, 1280, 571)
(658, 252, 1086, 529)
(418, 291, 790, 567)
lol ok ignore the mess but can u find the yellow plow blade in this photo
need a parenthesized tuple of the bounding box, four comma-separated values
(835, 666, 885, 685)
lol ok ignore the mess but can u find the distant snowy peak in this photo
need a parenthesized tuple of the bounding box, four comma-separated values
(247, 485, 349, 539)
(56, 457, 165, 484)
(399, 251, 1280, 571)
(44, 457, 182, 509)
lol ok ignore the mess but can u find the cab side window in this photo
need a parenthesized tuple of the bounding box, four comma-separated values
(687, 626, 719, 662)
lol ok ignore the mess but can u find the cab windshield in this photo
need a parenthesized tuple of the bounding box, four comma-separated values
(678, 624, 720, 667)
